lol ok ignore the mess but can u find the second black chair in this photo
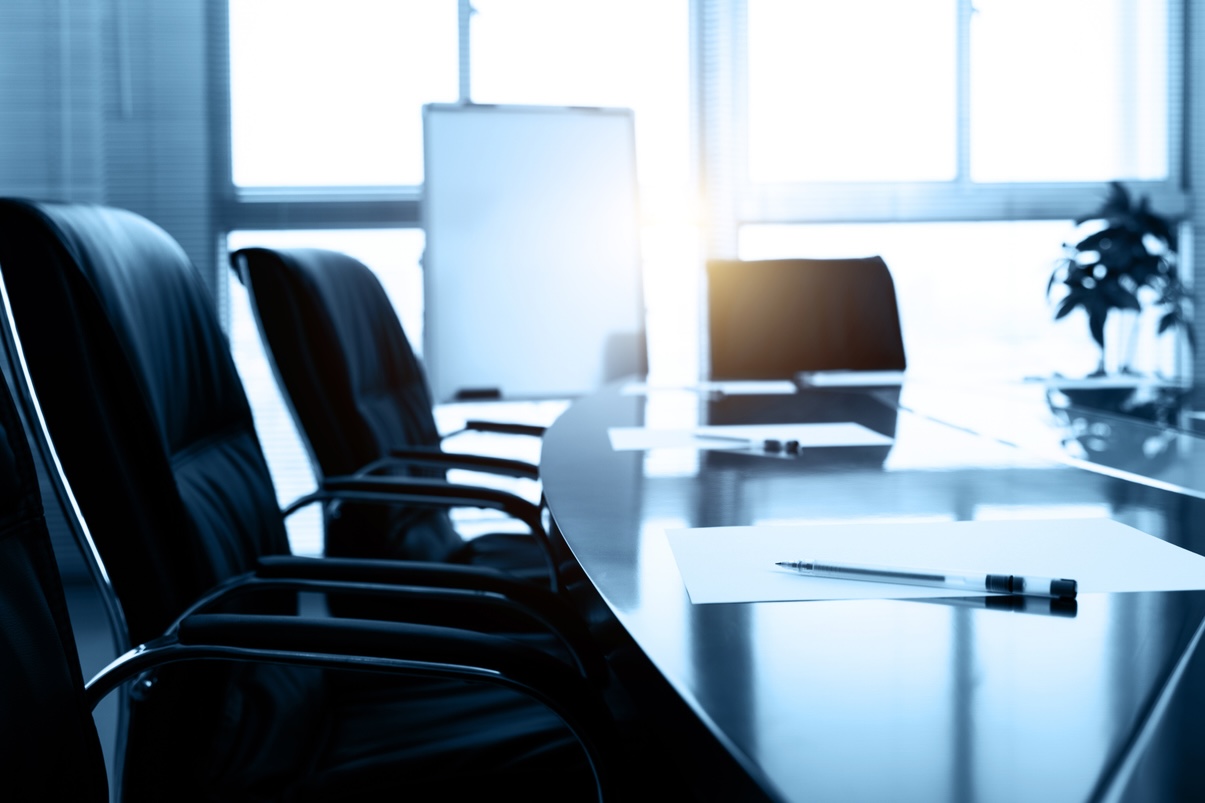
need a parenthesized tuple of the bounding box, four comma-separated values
(231, 246, 555, 584)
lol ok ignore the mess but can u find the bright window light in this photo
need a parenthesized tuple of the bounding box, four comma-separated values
(746, 0, 958, 182)
(229, 0, 457, 187)
(970, 0, 1168, 182)
(470, 0, 690, 190)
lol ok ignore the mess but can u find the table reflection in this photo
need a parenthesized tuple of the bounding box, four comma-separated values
(1046, 386, 1184, 473)
(891, 378, 1205, 500)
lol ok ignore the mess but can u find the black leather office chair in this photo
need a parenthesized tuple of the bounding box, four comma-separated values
(706, 256, 907, 379)
(0, 352, 110, 801)
(0, 199, 620, 801)
(0, 321, 621, 802)
(230, 246, 553, 584)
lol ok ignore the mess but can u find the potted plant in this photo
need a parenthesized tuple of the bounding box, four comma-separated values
(1047, 181, 1192, 377)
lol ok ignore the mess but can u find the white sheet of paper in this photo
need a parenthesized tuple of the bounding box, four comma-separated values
(797, 370, 906, 387)
(665, 519, 1205, 604)
(621, 380, 797, 396)
(607, 422, 894, 451)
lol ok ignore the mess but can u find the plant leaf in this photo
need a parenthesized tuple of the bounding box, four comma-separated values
(1054, 292, 1082, 320)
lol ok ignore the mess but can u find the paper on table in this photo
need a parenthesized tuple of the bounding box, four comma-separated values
(621, 380, 797, 396)
(607, 422, 894, 451)
(797, 370, 906, 387)
(665, 519, 1205, 604)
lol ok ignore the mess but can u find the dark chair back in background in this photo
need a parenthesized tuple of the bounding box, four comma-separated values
(707, 256, 907, 379)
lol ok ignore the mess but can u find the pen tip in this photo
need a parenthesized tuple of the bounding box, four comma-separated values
(775, 561, 791, 567)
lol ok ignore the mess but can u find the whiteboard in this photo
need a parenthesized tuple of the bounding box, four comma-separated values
(422, 103, 645, 401)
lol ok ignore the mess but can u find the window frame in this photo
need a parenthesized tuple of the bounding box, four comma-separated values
(211, 1, 452, 245)
(702, 0, 1188, 237)
(210, 0, 1192, 282)
(213, 0, 1190, 231)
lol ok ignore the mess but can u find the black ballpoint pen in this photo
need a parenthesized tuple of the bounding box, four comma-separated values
(775, 559, 1078, 599)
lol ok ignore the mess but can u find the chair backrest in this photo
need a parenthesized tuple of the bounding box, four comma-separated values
(231, 246, 462, 561)
(0, 200, 326, 799)
(0, 200, 292, 645)
(0, 346, 109, 801)
(706, 256, 907, 379)
(232, 247, 441, 475)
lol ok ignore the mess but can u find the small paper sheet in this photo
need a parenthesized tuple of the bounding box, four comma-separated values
(607, 422, 894, 451)
(665, 519, 1205, 604)
(796, 370, 906, 387)
(621, 380, 798, 396)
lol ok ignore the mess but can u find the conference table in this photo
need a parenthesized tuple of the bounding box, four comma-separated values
(537, 376, 1205, 803)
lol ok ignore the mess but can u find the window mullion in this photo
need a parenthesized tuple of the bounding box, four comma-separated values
(458, 0, 472, 102)
(698, 0, 742, 258)
(956, 0, 973, 185)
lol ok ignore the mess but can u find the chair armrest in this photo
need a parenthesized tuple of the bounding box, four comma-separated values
(460, 420, 547, 438)
(282, 475, 560, 593)
(181, 613, 616, 794)
(254, 555, 605, 681)
(86, 614, 618, 799)
(155, 558, 602, 681)
(355, 447, 539, 480)
(259, 554, 534, 596)
(178, 613, 573, 689)
(288, 475, 540, 530)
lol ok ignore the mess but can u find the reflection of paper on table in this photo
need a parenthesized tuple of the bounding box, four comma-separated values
(607, 422, 893, 451)
(621, 380, 797, 396)
(665, 519, 1205, 604)
(797, 370, 906, 387)
(1027, 375, 1188, 391)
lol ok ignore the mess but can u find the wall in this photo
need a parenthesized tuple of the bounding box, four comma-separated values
(0, 0, 218, 579)
(0, 0, 216, 287)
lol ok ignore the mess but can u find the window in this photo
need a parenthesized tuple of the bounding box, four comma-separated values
(722, 0, 1185, 379)
(471, 0, 691, 191)
(733, 0, 1183, 222)
(747, 0, 957, 183)
(220, 1, 1190, 503)
(228, 0, 457, 187)
(970, 0, 1168, 183)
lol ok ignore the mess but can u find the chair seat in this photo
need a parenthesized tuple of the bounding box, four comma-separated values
(304, 673, 594, 802)
(121, 662, 596, 802)
(327, 504, 552, 585)
(451, 532, 552, 585)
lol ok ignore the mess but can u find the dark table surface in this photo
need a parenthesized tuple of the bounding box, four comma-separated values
(539, 378, 1205, 803)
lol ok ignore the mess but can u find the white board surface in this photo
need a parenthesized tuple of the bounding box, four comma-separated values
(422, 103, 645, 401)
